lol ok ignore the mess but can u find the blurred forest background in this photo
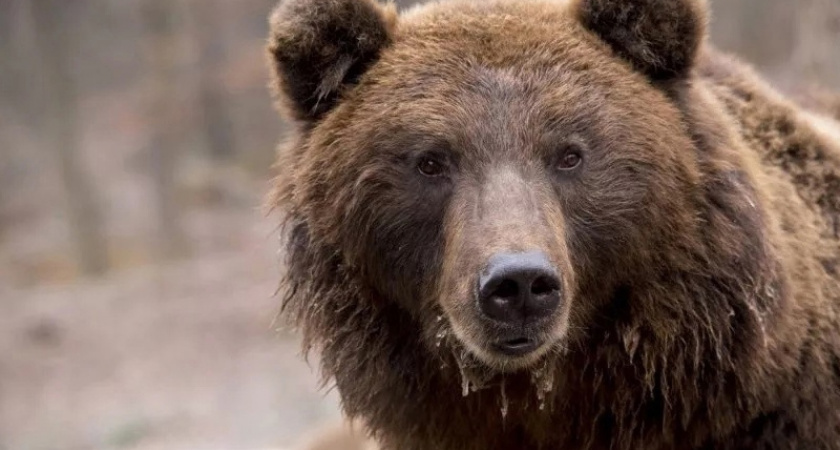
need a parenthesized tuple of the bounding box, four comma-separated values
(0, 0, 837, 449)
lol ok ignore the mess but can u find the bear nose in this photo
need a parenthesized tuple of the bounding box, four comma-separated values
(478, 251, 562, 325)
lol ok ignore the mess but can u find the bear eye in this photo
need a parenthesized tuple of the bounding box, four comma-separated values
(555, 145, 583, 171)
(417, 155, 446, 177)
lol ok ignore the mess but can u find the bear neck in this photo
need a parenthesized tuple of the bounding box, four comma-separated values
(305, 264, 785, 450)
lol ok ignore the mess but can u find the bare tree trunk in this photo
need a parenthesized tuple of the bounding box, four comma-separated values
(791, 0, 840, 90)
(392, 0, 417, 10)
(709, 0, 797, 69)
(0, 2, 13, 236)
(143, 0, 190, 260)
(191, 1, 236, 161)
(32, 1, 109, 276)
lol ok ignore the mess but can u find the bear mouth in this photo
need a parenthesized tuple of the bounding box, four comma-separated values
(444, 308, 570, 372)
(492, 337, 541, 356)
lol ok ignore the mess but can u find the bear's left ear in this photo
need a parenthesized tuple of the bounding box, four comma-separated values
(268, 0, 397, 122)
(574, 0, 708, 81)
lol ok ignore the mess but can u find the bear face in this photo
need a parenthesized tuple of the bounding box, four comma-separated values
(270, 0, 729, 372)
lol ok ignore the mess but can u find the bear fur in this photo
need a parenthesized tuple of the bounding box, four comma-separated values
(267, 0, 840, 448)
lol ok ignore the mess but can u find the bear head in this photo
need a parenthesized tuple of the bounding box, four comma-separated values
(268, 0, 774, 379)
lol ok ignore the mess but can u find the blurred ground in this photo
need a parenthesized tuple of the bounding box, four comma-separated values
(0, 212, 342, 450)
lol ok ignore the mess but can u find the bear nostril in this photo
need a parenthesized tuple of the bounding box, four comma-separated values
(493, 279, 519, 299)
(531, 276, 559, 296)
(478, 251, 562, 325)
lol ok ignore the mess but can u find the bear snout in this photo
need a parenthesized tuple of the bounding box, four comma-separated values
(477, 251, 562, 327)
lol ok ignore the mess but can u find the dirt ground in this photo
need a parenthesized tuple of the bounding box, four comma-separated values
(0, 217, 342, 450)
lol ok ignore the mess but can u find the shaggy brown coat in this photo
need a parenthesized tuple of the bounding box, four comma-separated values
(267, 0, 840, 448)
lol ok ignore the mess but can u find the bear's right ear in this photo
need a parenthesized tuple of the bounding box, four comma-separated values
(574, 0, 708, 81)
(267, 0, 396, 122)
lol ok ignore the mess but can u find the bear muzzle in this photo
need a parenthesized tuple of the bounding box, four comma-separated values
(477, 251, 563, 357)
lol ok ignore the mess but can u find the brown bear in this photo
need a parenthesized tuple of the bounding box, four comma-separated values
(266, 0, 840, 448)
